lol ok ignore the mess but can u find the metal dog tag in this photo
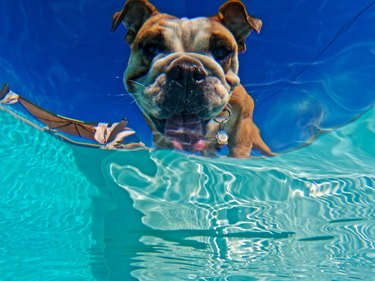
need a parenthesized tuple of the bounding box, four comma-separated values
(214, 107, 231, 146)
(216, 130, 228, 145)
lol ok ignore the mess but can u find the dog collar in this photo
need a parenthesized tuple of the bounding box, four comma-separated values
(213, 107, 232, 145)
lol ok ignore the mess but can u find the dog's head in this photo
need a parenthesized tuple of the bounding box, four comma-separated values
(112, 0, 262, 152)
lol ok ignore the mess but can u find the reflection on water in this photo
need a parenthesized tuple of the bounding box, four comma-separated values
(0, 106, 374, 281)
(76, 108, 374, 280)
(0, 111, 96, 280)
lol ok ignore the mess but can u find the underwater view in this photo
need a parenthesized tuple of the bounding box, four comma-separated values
(1, 0, 374, 280)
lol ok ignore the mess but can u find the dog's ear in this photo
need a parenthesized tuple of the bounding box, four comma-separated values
(216, 0, 262, 52)
(111, 0, 159, 44)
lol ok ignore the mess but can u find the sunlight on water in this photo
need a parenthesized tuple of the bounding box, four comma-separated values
(92, 108, 375, 280)
(0, 112, 97, 281)
(1, 107, 374, 280)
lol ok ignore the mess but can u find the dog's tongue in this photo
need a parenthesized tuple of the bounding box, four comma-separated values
(165, 113, 206, 152)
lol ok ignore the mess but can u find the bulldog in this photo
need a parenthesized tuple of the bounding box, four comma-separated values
(112, 0, 274, 157)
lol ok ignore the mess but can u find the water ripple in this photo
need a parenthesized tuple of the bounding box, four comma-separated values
(0, 111, 97, 281)
(99, 108, 375, 280)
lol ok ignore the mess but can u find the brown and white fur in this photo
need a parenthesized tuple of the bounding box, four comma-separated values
(112, 0, 274, 157)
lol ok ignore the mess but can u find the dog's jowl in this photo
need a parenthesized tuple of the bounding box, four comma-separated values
(112, 0, 274, 158)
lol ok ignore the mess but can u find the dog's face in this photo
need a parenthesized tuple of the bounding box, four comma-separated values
(112, 0, 262, 152)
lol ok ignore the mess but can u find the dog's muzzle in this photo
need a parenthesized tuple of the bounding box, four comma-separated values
(150, 57, 224, 152)
(159, 57, 209, 116)
(145, 55, 232, 152)
(136, 54, 232, 152)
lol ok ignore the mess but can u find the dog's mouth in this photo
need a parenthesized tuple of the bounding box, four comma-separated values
(151, 112, 210, 152)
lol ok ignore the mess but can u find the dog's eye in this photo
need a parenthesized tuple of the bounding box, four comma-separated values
(142, 43, 162, 60)
(212, 46, 233, 61)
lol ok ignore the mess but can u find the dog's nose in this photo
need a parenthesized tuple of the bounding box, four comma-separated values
(166, 57, 207, 87)
(161, 57, 209, 116)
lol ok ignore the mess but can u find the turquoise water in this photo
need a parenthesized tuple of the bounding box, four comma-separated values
(1, 0, 375, 280)
(0, 106, 374, 280)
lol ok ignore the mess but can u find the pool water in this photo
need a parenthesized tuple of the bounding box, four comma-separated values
(0, 104, 374, 280)
(1, 0, 375, 280)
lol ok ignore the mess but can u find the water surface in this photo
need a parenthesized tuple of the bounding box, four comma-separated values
(0, 107, 374, 280)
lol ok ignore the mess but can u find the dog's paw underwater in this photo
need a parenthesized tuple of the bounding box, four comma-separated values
(111, 0, 274, 158)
